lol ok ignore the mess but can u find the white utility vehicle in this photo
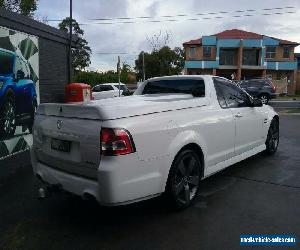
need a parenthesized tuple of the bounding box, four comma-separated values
(92, 83, 129, 100)
(31, 75, 279, 209)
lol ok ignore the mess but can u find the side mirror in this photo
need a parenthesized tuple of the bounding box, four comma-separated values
(252, 98, 263, 107)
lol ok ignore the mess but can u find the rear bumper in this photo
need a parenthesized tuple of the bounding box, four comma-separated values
(30, 148, 165, 205)
(270, 93, 277, 99)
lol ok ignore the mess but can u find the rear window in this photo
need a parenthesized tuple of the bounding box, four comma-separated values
(142, 79, 205, 96)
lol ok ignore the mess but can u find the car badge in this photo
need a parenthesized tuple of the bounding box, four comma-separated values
(57, 120, 63, 129)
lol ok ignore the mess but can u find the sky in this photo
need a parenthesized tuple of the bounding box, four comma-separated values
(36, 0, 300, 71)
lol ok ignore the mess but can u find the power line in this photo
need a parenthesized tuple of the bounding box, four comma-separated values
(45, 6, 295, 24)
(85, 10, 296, 25)
(88, 6, 294, 21)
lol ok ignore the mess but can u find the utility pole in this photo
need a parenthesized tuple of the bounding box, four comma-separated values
(117, 56, 121, 97)
(142, 51, 145, 81)
(68, 0, 73, 84)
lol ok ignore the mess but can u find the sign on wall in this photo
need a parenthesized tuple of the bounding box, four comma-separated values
(0, 26, 39, 160)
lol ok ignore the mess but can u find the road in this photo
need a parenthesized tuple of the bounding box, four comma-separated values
(0, 115, 300, 250)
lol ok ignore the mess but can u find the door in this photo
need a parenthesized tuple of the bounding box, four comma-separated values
(220, 81, 265, 155)
(211, 78, 236, 166)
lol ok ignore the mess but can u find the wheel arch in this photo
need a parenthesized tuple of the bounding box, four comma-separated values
(163, 141, 206, 192)
(177, 143, 205, 178)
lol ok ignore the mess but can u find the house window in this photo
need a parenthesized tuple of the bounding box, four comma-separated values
(283, 46, 290, 58)
(203, 46, 211, 58)
(189, 47, 197, 58)
(266, 46, 276, 59)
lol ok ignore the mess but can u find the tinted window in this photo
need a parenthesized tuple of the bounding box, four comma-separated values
(247, 80, 262, 88)
(239, 81, 248, 88)
(93, 85, 101, 92)
(100, 85, 114, 91)
(142, 79, 205, 96)
(0, 51, 14, 75)
(213, 78, 228, 108)
(214, 78, 250, 108)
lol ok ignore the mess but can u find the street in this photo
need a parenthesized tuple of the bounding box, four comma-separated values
(0, 114, 300, 250)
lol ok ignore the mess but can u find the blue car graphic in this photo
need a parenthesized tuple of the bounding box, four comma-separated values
(0, 48, 37, 138)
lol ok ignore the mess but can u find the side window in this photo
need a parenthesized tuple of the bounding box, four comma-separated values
(213, 78, 228, 108)
(214, 78, 250, 108)
(93, 85, 101, 92)
(223, 83, 250, 108)
(142, 79, 205, 96)
(239, 81, 248, 88)
(100, 85, 114, 91)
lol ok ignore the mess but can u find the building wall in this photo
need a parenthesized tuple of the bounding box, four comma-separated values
(185, 46, 216, 61)
(0, 8, 72, 167)
(39, 38, 68, 102)
(0, 7, 71, 103)
(265, 46, 295, 62)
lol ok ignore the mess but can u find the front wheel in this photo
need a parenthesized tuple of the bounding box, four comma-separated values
(265, 118, 279, 155)
(166, 149, 202, 209)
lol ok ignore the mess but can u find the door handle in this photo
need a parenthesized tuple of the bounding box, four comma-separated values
(235, 113, 243, 118)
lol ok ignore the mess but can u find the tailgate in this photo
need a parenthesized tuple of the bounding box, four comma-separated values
(33, 103, 102, 180)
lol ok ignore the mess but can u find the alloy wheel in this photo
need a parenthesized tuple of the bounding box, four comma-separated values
(172, 152, 201, 205)
(267, 120, 279, 152)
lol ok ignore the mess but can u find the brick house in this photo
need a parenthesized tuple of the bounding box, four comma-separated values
(183, 29, 299, 94)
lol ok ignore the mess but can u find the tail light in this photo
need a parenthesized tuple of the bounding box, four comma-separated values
(100, 128, 135, 156)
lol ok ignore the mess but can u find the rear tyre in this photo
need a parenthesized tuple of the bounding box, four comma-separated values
(265, 118, 279, 155)
(166, 149, 202, 210)
(259, 94, 270, 104)
(0, 95, 16, 138)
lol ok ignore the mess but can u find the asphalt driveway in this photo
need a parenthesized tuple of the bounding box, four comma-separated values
(0, 115, 299, 250)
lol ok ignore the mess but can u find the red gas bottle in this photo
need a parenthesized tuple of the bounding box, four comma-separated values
(65, 83, 92, 103)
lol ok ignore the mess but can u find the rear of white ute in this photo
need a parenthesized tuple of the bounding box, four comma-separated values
(31, 102, 162, 205)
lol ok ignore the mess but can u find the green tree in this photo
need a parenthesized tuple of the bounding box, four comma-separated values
(58, 17, 91, 71)
(0, 0, 38, 16)
(73, 63, 135, 87)
(135, 46, 184, 80)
